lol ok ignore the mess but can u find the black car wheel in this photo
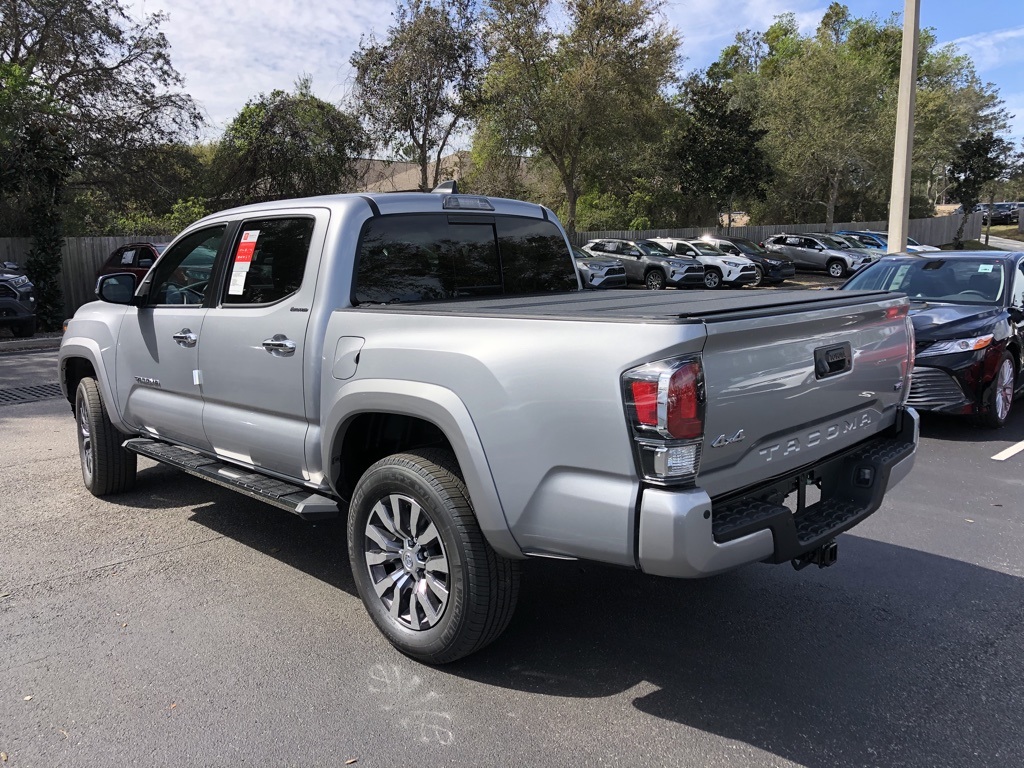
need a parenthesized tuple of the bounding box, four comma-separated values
(750, 266, 764, 287)
(347, 448, 520, 664)
(12, 318, 36, 338)
(75, 377, 137, 495)
(645, 270, 666, 290)
(827, 260, 846, 278)
(979, 351, 1016, 429)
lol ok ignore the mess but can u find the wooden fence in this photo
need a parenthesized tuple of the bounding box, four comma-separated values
(0, 212, 985, 317)
(569, 212, 983, 248)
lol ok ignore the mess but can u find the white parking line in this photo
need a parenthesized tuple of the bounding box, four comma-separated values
(991, 440, 1024, 461)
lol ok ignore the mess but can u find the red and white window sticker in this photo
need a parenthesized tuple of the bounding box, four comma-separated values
(229, 230, 260, 295)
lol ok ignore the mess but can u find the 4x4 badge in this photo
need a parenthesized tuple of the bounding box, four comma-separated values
(712, 429, 745, 448)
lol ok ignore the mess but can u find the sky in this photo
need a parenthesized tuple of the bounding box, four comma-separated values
(125, 0, 1024, 143)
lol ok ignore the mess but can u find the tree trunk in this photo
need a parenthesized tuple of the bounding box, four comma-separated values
(825, 175, 840, 231)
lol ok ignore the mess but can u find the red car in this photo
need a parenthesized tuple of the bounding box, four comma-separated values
(96, 242, 168, 281)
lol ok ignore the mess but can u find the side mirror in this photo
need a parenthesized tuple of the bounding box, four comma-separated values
(628, 249, 641, 257)
(96, 273, 137, 305)
(815, 246, 824, 252)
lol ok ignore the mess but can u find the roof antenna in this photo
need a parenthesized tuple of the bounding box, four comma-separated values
(432, 180, 459, 194)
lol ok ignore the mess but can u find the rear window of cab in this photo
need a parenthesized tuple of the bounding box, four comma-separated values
(353, 214, 577, 304)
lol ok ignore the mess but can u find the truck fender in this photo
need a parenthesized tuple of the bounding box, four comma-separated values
(323, 379, 524, 559)
(58, 338, 133, 435)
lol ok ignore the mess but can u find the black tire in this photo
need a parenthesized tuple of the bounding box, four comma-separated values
(644, 270, 666, 290)
(979, 351, 1016, 429)
(703, 268, 723, 289)
(12, 318, 36, 338)
(827, 260, 846, 279)
(347, 448, 520, 664)
(751, 265, 764, 287)
(75, 377, 137, 495)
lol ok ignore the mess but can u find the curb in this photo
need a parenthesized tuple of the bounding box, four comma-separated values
(0, 335, 63, 355)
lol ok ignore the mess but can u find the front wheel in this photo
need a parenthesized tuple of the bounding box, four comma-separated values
(347, 449, 520, 664)
(644, 270, 666, 290)
(979, 351, 1016, 428)
(703, 269, 722, 289)
(750, 266, 764, 287)
(75, 377, 137, 495)
(827, 260, 846, 279)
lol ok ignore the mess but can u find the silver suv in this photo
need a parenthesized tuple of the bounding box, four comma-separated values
(582, 239, 704, 290)
(764, 233, 876, 278)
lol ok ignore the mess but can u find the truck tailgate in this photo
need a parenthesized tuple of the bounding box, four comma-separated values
(696, 294, 912, 499)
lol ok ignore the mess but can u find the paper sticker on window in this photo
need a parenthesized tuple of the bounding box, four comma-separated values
(228, 271, 247, 295)
(121, 250, 135, 265)
(234, 230, 259, 272)
(979, 264, 994, 273)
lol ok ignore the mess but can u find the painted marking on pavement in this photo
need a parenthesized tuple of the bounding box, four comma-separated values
(991, 440, 1024, 461)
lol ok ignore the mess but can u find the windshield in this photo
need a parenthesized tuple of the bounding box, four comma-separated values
(728, 238, 766, 255)
(845, 258, 1007, 305)
(572, 247, 593, 260)
(816, 235, 848, 250)
(833, 235, 865, 249)
(688, 242, 724, 256)
(639, 240, 671, 255)
(906, 236, 921, 246)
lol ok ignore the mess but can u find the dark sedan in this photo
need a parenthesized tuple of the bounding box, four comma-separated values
(843, 252, 1024, 427)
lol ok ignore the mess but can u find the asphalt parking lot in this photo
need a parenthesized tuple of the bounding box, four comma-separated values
(2, 348, 1023, 767)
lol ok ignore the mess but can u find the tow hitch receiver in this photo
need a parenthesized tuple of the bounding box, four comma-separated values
(792, 539, 838, 571)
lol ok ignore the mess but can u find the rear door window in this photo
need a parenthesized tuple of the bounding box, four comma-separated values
(222, 217, 316, 305)
(354, 214, 575, 303)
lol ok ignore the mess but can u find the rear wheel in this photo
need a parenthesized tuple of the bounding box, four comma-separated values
(347, 448, 520, 664)
(703, 268, 722, 289)
(644, 270, 666, 290)
(827, 260, 846, 279)
(75, 377, 137, 495)
(979, 351, 1016, 428)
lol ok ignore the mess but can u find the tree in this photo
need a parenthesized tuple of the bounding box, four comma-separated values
(480, 0, 678, 231)
(351, 0, 481, 192)
(947, 131, 1016, 247)
(214, 79, 368, 205)
(0, 0, 203, 212)
(662, 75, 771, 226)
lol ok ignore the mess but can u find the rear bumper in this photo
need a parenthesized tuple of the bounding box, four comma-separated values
(637, 408, 919, 577)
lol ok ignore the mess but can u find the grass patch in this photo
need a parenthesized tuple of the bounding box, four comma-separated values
(939, 240, 1003, 251)
(984, 224, 1024, 243)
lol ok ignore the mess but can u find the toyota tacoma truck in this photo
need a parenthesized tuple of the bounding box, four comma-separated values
(59, 187, 919, 664)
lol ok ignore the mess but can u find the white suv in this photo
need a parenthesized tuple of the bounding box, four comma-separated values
(653, 239, 758, 289)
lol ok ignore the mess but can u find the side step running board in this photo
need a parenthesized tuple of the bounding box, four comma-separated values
(124, 438, 340, 520)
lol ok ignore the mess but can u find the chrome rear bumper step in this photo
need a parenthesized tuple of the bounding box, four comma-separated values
(123, 438, 339, 520)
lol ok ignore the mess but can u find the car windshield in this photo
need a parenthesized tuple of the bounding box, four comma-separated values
(639, 240, 671, 255)
(906, 236, 921, 246)
(833, 235, 866, 249)
(816, 235, 848, 249)
(572, 247, 592, 260)
(728, 238, 766, 255)
(845, 258, 1007, 305)
(688, 242, 723, 256)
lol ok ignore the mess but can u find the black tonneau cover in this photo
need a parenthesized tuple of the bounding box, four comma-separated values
(348, 289, 900, 324)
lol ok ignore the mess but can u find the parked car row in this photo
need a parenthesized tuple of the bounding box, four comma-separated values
(974, 202, 1020, 226)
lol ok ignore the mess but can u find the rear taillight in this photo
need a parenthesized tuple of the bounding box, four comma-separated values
(623, 357, 705, 485)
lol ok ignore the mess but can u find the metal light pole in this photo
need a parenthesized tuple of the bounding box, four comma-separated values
(887, 0, 921, 254)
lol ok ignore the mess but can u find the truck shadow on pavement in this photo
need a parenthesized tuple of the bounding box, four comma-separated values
(168, 465, 1023, 767)
(453, 536, 1024, 768)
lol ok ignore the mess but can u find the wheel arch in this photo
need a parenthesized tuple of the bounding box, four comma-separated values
(323, 380, 523, 559)
(58, 340, 131, 433)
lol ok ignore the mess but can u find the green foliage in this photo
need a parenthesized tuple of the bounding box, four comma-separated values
(947, 132, 1018, 247)
(480, 0, 679, 231)
(351, 0, 481, 192)
(214, 78, 367, 205)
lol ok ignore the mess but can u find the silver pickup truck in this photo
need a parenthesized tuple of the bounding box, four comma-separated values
(59, 189, 919, 663)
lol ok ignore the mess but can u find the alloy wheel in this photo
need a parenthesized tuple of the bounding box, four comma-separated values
(363, 493, 450, 631)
